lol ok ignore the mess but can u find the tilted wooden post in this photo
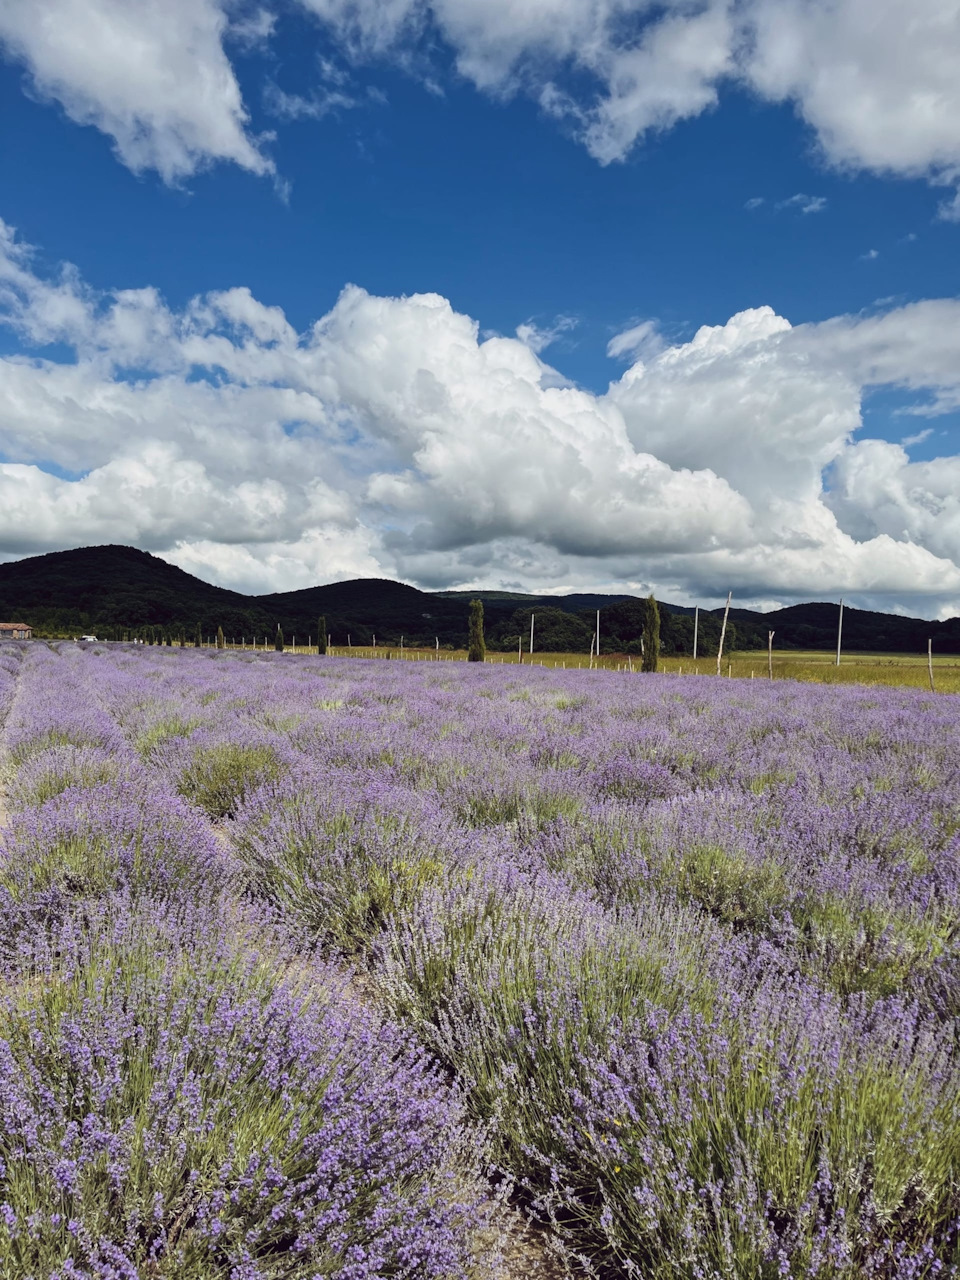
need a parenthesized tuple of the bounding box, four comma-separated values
(836, 599, 843, 666)
(768, 630, 775, 680)
(716, 592, 732, 676)
(928, 638, 936, 693)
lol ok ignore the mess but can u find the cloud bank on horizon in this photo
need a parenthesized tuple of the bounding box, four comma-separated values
(2, 218, 960, 616)
(2, 0, 960, 214)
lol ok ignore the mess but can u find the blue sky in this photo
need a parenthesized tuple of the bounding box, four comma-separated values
(2, 0, 960, 615)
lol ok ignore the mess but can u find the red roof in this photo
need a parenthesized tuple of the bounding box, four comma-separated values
(0, 622, 31, 628)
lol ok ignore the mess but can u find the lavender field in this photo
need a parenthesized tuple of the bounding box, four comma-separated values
(1, 641, 959, 1279)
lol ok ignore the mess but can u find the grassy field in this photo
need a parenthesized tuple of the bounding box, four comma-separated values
(299, 644, 960, 693)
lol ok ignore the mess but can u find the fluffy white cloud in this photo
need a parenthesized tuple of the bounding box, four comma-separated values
(0, 0, 271, 182)
(745, 0, 960, 212)
(826, 440, 960, 564)
(6, 0, 960, 202)
(297, 0, 737, 162)
(3, 218, 960, 613)
(295, 0, 960, 201)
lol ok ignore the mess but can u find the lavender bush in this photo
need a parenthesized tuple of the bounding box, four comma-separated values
(3, 640, 960, 1275)
(0, 901, 493, 1279)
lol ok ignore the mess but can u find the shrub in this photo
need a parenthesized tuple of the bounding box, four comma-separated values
(0, 782, 230, 902)
(233, 780, 452, 953)
(177, 742, 283, 819)
(0, 903, 493, 1279)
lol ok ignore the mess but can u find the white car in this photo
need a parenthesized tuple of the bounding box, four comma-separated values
(80, 634, 98, 642)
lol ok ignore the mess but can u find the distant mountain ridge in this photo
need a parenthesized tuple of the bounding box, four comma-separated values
(1, 544, 958, 655)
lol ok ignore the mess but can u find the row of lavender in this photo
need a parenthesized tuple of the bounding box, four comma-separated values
(3, 641, 960, 1276)
(0, 642, 501, 1280)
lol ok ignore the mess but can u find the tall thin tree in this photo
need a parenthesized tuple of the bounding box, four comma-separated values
(641, 594, 660, 672)
(468, 599, 486, 662)
(317, 616, 327, 655)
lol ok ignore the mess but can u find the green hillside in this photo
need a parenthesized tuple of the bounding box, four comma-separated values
(1, 544, 958, 655)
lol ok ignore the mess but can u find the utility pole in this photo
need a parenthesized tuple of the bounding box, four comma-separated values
(693, 606, 699, 661)
(836, 599, 843, 667)
(530, 613, 535, 656)
(595, 610, 600, 662)
(768, 631, 775, 680)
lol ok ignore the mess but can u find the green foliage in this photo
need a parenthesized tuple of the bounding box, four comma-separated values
(453, 780, 581, 829)
(673, 844, 790, 930)
(794, 894, 955, 999)
(194, 622, 202, 648)
(216, 625, 225, 650)
(134, 714, 201, 758)
(491, 607, 593, 653)
(10, 729, 98, 766)
(274, 626, 284, 652)
(235, 806, 446, 954)
(380, 876, 960, 1279)
(0, 918, 465, 1280)
(379, 881, 717, 1169)
(317, 615, 327, 655)
(641, 593, 660, 672)
(176, 743, 283, 819)
(467, 599, 485, 662)
(11, 752, 119, 807)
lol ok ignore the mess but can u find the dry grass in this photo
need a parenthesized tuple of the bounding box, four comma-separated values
(313, 646, 960, 693)
(199, 639, 960, 693)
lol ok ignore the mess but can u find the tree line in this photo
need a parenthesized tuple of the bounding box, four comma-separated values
(55, 601, 728, 664)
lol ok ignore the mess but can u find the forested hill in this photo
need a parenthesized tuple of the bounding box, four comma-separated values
(1, 544, 959, 654)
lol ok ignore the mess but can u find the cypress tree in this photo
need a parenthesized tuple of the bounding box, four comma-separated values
(275, 625, 284, 652)
(317, 617, 327, 655)
(194, 622, 202, 648)
(216, 626, 225, 650)
(467, 599, 485, 663)
(641, 594, 660, 673)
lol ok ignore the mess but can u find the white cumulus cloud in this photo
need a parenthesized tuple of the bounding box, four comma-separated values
(0, 0, 272, 182)
(294, 0, 960, 203)
(5, 0, 960, 205)
(2, 217, 960, 614)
